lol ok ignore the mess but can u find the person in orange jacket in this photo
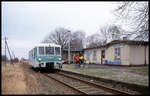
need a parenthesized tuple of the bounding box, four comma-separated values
(75, 55, 80, 67)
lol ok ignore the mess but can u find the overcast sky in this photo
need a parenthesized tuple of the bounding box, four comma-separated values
(2, 1, 125, 59)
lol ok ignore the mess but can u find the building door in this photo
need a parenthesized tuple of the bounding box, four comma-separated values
(101, 50, 105, 64)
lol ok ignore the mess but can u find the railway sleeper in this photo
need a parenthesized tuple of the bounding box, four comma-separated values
(69, 82, 82, 86)
(57, 72, 131, 95)
(81, 87, 99, 92)
(75, 86, 91, 89)
(87, 90, 106, 94)
(70, 83, 86, 87)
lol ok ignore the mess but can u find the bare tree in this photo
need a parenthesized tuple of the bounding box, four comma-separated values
(42, 27, 70, 54)
(99, 25, 122, 43)
(86, 33, 104, 48)
(70, 30, 86, 50)
(42, 28, 86, 54)
(115, 2, 149, 41)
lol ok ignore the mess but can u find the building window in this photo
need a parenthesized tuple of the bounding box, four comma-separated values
(87, 50, 91, 60)
(39, 47, 44, 55)
(93, 50, 97, 60)
(115, 47, 120, 60)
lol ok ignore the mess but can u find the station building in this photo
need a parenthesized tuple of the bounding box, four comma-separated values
(62, 48, 83, 63)
(84, 40, 149, 66)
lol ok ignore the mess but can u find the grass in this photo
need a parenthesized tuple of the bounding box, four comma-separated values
(134, 67, 149, 73)
(63, 64, 115, 77)
(63, 64, 149, 86)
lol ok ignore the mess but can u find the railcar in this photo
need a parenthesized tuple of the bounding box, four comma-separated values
(28, 43, 62, 69)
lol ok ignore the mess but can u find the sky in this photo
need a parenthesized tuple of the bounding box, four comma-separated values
(2, 1, 125, 59)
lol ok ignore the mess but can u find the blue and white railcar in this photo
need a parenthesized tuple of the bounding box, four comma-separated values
(28, 43, 62, 69)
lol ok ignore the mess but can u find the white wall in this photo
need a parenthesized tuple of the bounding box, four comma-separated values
(120, 44, 130, 65)
(84, 48, 105, 64)
(129, 45, 147, 65)
(146, 46, 149, 65)
(84, 44, 149, 66)
(106, 44, 130, 65)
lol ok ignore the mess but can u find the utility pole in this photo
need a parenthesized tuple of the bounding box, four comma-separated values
(4, 37, 13, 64)
(12, 51, 15, 59)
(6, 40, 12, 61)
(4, 37, 7, 65)
(68, 30, 71, 64)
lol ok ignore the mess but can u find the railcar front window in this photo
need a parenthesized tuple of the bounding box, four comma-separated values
(46, 47, 54, 55)
(39, 47, 44, 55)
(55, 47, 60, 55)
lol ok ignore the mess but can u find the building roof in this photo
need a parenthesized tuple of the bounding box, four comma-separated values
(83, 45, 106, 50)
(106, 40, 149, 46)
(83, 40, 149, 50)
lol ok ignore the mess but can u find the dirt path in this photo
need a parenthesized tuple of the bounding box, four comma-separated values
(2, 62, 79, 95)
(2, 62, 28, 94)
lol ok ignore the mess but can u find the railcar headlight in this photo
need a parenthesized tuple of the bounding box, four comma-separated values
(58, 58, 61, 60)
(38, 58, 41, 61)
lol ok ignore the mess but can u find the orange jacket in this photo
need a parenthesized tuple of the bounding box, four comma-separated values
(75, 56, 79, 63)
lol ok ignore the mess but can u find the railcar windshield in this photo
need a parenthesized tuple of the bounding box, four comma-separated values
(39, 47, 44, 55)
(55, 47, 60, 55)
(46, 47, 54, 55)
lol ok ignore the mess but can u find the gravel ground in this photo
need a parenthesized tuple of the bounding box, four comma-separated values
(2, 62, 81, 94)
(2, 62, 28, 94)
(59, 71, 140, 94)
(48, 73, 113, 95)
(2, 62, 148, 94)
(21, 62, 81, 94)
(62, 64, 149, 86)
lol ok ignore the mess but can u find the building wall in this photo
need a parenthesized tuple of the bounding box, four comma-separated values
(84, 49, 98, 64)
(105, 46, 115, 62)
(84, 50, 88, 63)
(146, 46, 149, 65)
(96, 49, 102, 64)
(84, 43, 148, 66)
(120, 44, 130, 65)
(106, 44, 130, 65)
(129, 45, 149, 65)
(92, 48, 104, 64)
(84, 48, 105, 64)
(84, 49, 92, 63)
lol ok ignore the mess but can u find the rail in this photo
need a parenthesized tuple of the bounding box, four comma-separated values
(40, 71, 131, 95)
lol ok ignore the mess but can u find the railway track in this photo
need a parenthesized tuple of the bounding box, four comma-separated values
(41, 71, 131, 95)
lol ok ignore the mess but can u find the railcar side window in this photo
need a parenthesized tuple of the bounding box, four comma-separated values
(55, 47, 60, 55)
(39, 47, 44, 55)
(31, 50, 33, 57)
(46, 47, 54, 55)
